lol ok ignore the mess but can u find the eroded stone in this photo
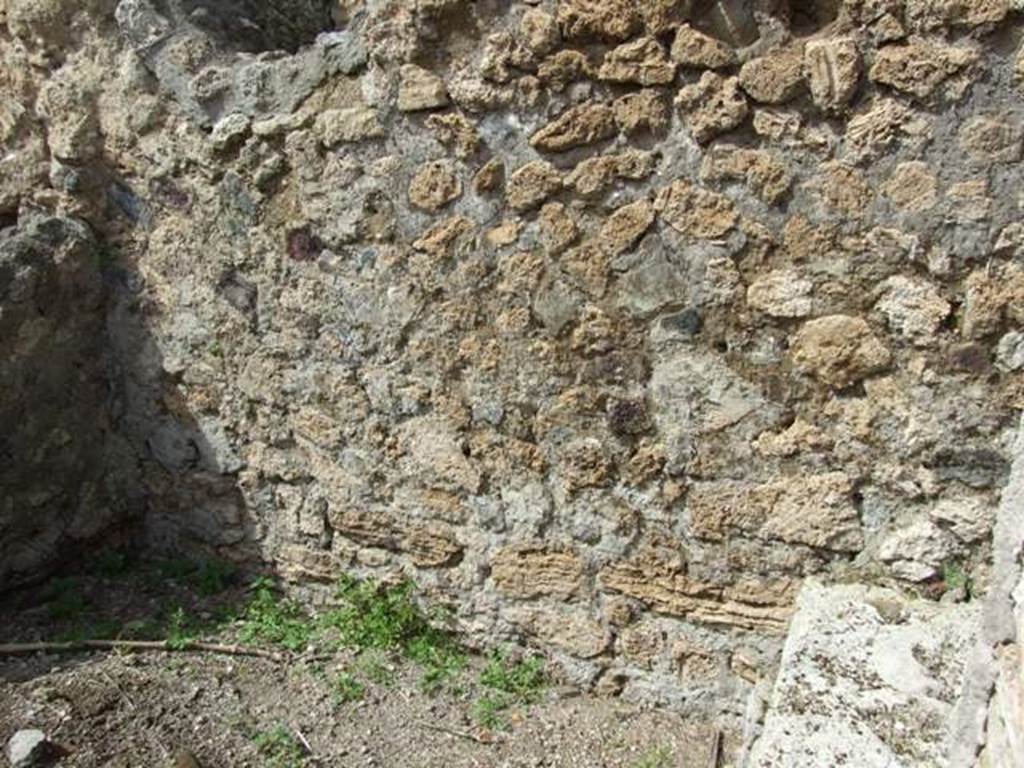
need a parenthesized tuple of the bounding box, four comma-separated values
(790, 315, 891, 389)
(530, 101, 618, 152)
(869, 40, 979, 100)
(398, 64, 450, 111)
(655, 180, 737, 239)
(598, 37, 676, 86)
(675, 72, 749, 144)
(408, 161, 462, 211)
(507, 159, 563, 211)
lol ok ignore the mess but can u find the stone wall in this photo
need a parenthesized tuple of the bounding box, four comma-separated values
(2, 0, 1024, 741)
(0, 215, 136, 588)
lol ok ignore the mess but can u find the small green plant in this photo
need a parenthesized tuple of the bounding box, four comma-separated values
(94, 550, 130, 577)
(154, 556, 237, 595)
(472, 694, 507, 730)
(332, 672, 366, 705)
(44, 577, 87, 621)
(942, 562, 973, 598)
(55, 618, 122, 644)
(239, 578, 314, 651)
(193, 557, 238, 595)
(479, 650, 546, 703)
(632, 745, 674, 768)
(407, 633, 468, 693)
(320, 576, 467, 690)
(165, 606, 197, 650)
(473, 649, 547, 730)
(321, 577, 429, 650)
(353, 651, 396, 686)
(253, 725, 306, 768)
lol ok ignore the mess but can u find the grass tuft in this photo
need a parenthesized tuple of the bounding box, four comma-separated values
(239, 578, 314, 651)
(155, 556, 238, 595)
(472, 649, 547, 729)
(479, 649, 546, 702)
(44, 577, 88, 621)
(942, 561, 973, 599)
(165, 606, 198, 650)
(319, 576, 467, 691)
(632, 745, 674, 768)
(253, 724, 306, 768)
(332, 671, 366, 705)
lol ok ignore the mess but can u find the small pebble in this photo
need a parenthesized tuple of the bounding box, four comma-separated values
(6, 729, 51, 768)
(173, 748, 203, 768)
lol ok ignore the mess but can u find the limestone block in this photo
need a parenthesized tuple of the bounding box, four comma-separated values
(749, 581, 981, 767)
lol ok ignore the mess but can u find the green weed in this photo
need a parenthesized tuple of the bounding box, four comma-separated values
(472, 649, 547, 729)
(320, 576, 466, 690)
(321, 577, 428, 650)
(332, 672, 366, 705)
(253, 724, 306, 768)
(479, 650, 546, 703)
(942, 561, 973, 599)
(194, 558, 238, 595)
(44, 577, 87, 621)
(407, 633, 468, 693)
(154, 556, 238, 595)
(472, 694, 507, 730)
(353, 651, 396, 686)
(165, 606, 198, 650)
(632, 745, 674, 768)
(94, 550, 130, 577)
(239, 578, 314, 651)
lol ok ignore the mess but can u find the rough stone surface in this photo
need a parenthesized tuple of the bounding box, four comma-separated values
(654, 180, 736, 239)
(556, 0, 640, 42)
(869, 40, 979, 100)
(315, 106, 384, 146)
(598, 37, 675, 86)
(739, 48, 805, 104)
(749, 581, 982, 767)
(875, 276, 950, 345)
(530, 100, 617, 152)
(688, 473, 863, 552)
(949, 417, 1024, 768)
(2, 2, 1024, 756)
(613, 89, 668, 134)
(408, 161, 462, 211)
(675, 71, 748, 143)
(600, 198, 654, 256)
(398, 64, 450, 112)
(506, 159, 562, 211)
(671, 24, 736, 70)
(804, 37, 861, 111)
(0, 216, 133, 588)
(6, 729, 50, 768)
(746, 270, 813, 317)
(700, 146, 791, 204)
(790, 315, 892, 389)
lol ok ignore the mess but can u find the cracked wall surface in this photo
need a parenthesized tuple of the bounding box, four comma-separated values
(2, 0, 1024, 753)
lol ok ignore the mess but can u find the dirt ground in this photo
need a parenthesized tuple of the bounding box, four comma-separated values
(0, 561, 731, 768)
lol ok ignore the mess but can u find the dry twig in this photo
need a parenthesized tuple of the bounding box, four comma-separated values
(414, 720, 494, 745)
(0, 639, 285, 662)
